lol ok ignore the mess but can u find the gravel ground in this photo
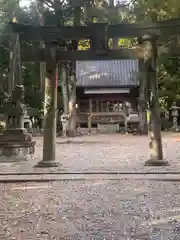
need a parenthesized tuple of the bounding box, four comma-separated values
(1, 180, 180, 239)
(0, 133, 180, 173)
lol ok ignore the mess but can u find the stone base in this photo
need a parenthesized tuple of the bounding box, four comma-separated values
(34, 160, 60, 168)
(0, 144, 35, 163)
(171, 127, 180, 132)
(0, 154, 32, 163)
(2, 128, 32, 141)
(0, 127, 36, 163)
(144, 159, 169, 166)
(97, 123, 119, 134)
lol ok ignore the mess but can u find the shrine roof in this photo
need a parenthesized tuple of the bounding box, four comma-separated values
(76, 60, 139, 87)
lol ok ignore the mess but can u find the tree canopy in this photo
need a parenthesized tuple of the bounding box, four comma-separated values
(0, 0, 180, 109)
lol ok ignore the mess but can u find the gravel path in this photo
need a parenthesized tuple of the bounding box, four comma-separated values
(0, 133, 180, 174)
(1, 180, 180, 239)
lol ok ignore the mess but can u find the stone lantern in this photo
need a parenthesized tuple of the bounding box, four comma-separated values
(170, 101, 180, 132)
(0, 85, 36, 162)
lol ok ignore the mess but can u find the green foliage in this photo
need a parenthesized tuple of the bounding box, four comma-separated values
(157, 57, 180, 108)
(129, 0, 180, 110)
(0, 0, 180, 111)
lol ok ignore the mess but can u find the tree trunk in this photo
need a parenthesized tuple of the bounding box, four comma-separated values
(8, 13, 19, 94)
(8, 33, 17, 94)
(84, 1, 93, 23)
(109, 0, 118, 49)
(14, 34, 22, 85)
(144, 37, 168, 166)
(138, 59, 147, 134)
(39, 61, 46, 131)
(40, 54, 46, 114)
(68, 68, 77, 137)
(68, 6, 81, 137)
(60, 63, 69, 137)
(37, 0, 46, 130)
(35, 51, 59, 167)
(53, 0, 70, 135)
(61, 64, 69, 114)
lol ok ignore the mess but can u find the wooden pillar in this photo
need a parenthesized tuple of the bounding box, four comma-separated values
(106, 101, 109, 112)
(88, 98, 92, 134)
(142, 35, 168, 166)
(96, 100, 99, 112)
(100, 100, 103, 112)
(35, 48, 59, 167)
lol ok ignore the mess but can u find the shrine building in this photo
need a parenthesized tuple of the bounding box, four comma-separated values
(75, 59, 139, 127)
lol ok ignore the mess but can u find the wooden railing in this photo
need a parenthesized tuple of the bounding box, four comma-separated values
(76, 112, 89, 124)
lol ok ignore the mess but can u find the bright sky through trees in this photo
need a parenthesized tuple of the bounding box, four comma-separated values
(19, 0, 32, 8)
(19, 0, 123, 8)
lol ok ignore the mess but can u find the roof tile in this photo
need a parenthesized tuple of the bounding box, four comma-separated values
(76, 60, 139, 87)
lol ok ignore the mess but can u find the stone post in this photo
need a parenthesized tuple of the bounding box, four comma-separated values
(35, 48, 59, 167)
(140, 35, 168, 166)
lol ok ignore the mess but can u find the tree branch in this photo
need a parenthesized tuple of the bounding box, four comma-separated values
(44, 0, 54, 8)
(60, 0, 65, 5)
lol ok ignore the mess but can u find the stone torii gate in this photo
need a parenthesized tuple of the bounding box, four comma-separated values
(10, 18, 180, 167)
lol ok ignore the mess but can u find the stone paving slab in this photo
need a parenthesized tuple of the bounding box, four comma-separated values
(1, 180, 180, 239)
(0, 133, 180, 174)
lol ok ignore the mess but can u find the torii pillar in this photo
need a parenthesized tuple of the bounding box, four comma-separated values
(35, 48, 59, 167)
